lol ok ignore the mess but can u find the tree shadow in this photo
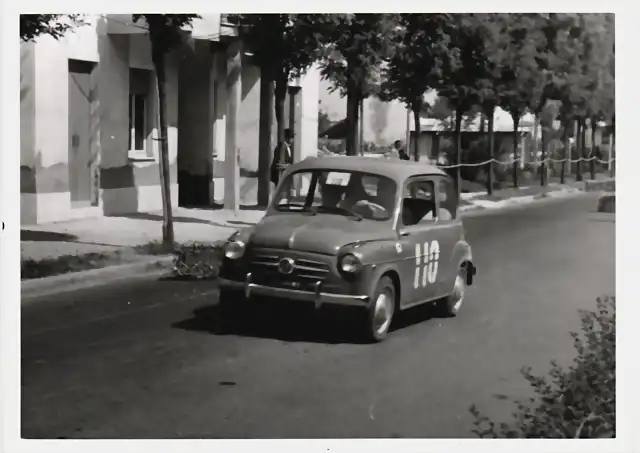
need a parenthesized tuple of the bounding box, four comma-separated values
(20, 230, 78, 242)
(192, 202, 264, 212)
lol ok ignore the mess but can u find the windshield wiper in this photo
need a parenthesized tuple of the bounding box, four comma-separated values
(313, 205, 363, 221)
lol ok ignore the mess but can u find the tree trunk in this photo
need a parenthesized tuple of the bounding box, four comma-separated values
(486, 106, 495, 195)
(540, 119, 548, 187)
(274, 71, 287, 182)
(151, 47, 174, 250)
(511, 113, 520, 188)
(413, 107, 421, 162)
(345, 79, 360, 156)
(480, 113, 486, 133)
(533, 114, 540, 162)
(560, 120, 569, 185)
(454, 110, 463, 196)
(359, 99, 365, 156)
(590, 118, 597, 180)
(576, 118, 584, 182)
(257, 65, 274, 207)
(575, 119, 582, 181)
(609, 130, 615, 177)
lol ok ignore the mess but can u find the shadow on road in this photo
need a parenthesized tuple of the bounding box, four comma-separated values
(21, 230, 78, 242)
(171, 296, 445, 345)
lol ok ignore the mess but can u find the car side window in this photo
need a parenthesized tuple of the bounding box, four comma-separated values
(401, 179, 436, 227)
(437, 178, 458, 221)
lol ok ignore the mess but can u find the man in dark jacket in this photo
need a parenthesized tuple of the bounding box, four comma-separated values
(394, 140, 410, 160)
(271, 128, 295, 186)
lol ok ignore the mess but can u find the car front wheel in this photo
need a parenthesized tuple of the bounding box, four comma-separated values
(364, 276, 396, 342)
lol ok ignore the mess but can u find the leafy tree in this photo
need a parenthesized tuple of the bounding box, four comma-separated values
(317, 14, 398, 156)
(472, 13, 509, 194)
(530, 13, 585, 186)
(379, 13, 458, 162)
(227, 14, 327, 203)
(494, 14, 547, 187)
(429, 96, 456, 131)
(438, 14, 492, 193)
(133, 14, 199, 249)
(578, 14, 615, 180)
(20, 14, 85, 41)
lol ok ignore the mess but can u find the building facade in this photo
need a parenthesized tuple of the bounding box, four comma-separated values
(20, 14, 320, 225)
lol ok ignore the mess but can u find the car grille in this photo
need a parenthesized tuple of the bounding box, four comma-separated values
(249, 251, 331, 284)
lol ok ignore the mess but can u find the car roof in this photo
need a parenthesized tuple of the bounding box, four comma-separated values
(285, 156, 448, 182)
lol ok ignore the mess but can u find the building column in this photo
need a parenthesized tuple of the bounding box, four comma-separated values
(224, 39, 242, 212)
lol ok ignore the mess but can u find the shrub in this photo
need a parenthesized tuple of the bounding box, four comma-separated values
(172, 242, 223, 279)
(469, 296, 615, 438)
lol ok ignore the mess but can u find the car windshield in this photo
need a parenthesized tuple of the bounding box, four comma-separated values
(271, 170, 397, 221)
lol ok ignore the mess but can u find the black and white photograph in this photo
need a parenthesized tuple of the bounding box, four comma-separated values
(1, 4, 633, 453)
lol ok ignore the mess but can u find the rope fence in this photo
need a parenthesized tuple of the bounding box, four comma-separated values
(435, 156, 615, 169)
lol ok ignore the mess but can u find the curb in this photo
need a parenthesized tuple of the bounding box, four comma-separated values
(21, 255, 175, 302)
(597, 193, 615, 213)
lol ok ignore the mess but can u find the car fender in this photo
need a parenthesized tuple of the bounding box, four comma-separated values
(340, 239, 404, 304)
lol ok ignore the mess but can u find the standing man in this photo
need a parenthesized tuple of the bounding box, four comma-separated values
(394, 140, 410, 160)
(271, 128, 295, 187)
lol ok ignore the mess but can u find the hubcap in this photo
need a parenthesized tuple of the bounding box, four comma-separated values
(451, 271, 466, 312)
(373, 290, 394, 335)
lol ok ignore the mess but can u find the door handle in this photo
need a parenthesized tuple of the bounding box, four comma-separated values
(399, 230, 410, 237)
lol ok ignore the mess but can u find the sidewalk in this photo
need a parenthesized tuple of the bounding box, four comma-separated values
(21, 207, 265, 262)
(22, 178, 612, 263)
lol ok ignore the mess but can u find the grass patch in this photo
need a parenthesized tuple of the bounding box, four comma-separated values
(21, 240, 180, 280)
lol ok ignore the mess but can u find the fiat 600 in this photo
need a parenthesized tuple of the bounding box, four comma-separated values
(218, 156, 476, 342)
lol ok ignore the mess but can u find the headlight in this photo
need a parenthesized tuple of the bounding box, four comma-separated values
(339, 253, 362, 273)
(224, 240, 246, 260)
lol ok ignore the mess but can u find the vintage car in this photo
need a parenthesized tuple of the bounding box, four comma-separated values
(218, 156, 476, 342)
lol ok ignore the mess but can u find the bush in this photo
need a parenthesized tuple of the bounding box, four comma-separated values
(469, 296, 615, 438)
(172, 242, 223, 279)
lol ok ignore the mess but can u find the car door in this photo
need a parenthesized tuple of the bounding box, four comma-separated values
(397, 176, 450, 307)
(433, 175, 465, 295)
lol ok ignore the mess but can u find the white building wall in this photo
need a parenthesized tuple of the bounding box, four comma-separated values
(20, 15, 180, 225)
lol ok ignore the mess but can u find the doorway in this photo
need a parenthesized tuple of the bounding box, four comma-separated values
(68, 59, 99, 208)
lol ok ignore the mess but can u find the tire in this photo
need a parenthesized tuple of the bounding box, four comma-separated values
(438, 266, 467, 317)
(364, 276, 396, 342)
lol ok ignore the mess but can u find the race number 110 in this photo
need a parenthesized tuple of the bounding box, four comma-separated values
(414, 240, 440, 289)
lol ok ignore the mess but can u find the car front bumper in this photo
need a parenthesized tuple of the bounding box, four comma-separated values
(218, 273, 369, 308)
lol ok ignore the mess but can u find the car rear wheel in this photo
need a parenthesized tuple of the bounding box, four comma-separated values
(364, 276, 396, 342)
(438, 266, 467, 317)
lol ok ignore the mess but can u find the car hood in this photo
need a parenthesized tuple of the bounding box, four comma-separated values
(249, 213, 395, 255)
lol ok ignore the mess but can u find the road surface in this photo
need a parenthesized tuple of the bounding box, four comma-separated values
(21, 194, 615, 439)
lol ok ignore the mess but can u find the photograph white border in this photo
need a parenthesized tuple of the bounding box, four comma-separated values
(2, 1, 637, 452)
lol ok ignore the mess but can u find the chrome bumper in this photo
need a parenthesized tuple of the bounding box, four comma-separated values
(218, 273, 369, 308)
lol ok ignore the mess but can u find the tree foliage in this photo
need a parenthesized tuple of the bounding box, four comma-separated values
(380, 14, 457, 111)
(20, 14, 85, 42)
(317, 14, 399, 155)
(380, 14, 458, 160)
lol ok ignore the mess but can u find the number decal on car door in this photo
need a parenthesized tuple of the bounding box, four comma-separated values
(414, 241, 440, 289)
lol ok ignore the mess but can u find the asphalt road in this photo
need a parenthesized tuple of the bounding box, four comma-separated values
(21, 193, 615, 439)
